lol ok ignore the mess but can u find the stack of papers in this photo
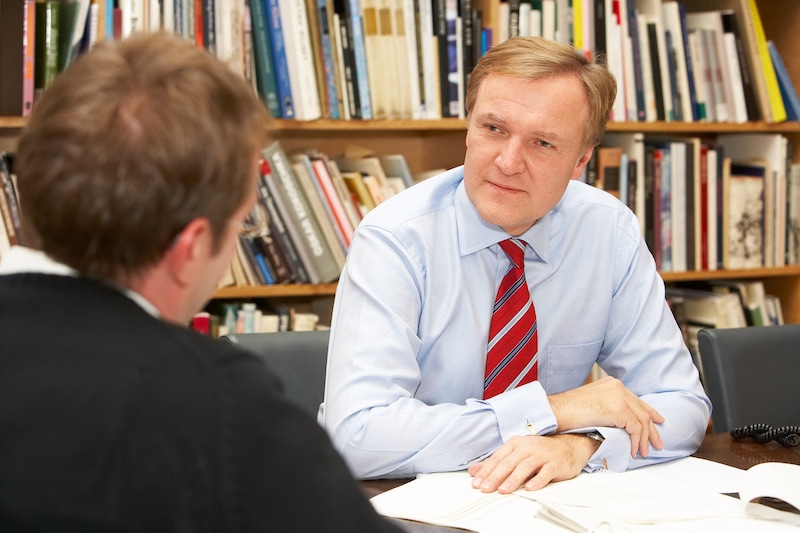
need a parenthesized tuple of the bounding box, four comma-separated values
(370, 458, 800, 532)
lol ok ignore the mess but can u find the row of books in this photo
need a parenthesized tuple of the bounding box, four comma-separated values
(247, 0, 489, 120)
(248, 0, 800, 123)
(542, 0, 800, 124)
(6, 0, 798, 125)
(586, 132, 800, 272)
(191, 302, 323, 337)
(0, 154, 23, 260)
(218, 141, 424, 288)
(667, 279, 784, 383)
(0, 0, 91, 116)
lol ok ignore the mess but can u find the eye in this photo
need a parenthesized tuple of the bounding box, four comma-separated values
(537, 139, 552, 149)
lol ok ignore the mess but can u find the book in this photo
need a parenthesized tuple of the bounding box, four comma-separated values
(311, 0, 341, 119)
(262, 141, 341, 283)
(342, 170, 377, 214)
(639, 0, 673, 121)
(594, 146, 623, 199)
(303, 0, 332, 118)
(0, 0, 36, 117)
(602, 132, 646, 233)
(686, 29, 709, 121)
(635, 10, 658, 121)
(245, 195, 295, 284)
(432, 0, 449, 117)
(687, 0, 773, 123)
(666, 287, 748, 329)
(333, 0, 362, 119)
(726, 160, 766, 270)
(720, 22, 750, 123)
(746, 0, 786, 123)
(247, 0, 281, 117)
(290, 153, 347, 270)
(0, 154, 22, 249)
(260, 157, 319, 283)
(661, 1, 694, 123)
(57, 0, 91, 72)
(308, 155, 355, 247)
(718, 133, 788, 268)
(720, 9, 759, 121)
(378, 153, 415, 189)
(417, 0, 439, 118)
(277, 0, 322, 120)
(266, 0, 296, 118)
(35, 0, 60, 102)
(348, 0, 373, 118)
(360, 0, 387, 118)
(257, 159, 311, 283)
(767, 40, 800, 122)
(685, 11, 734, 123)
(336, 144, 398, 197)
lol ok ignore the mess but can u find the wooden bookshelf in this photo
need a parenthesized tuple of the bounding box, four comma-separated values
(3, 0, 800, 327)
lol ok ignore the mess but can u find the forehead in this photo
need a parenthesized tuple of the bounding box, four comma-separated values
(472, 74, 589, 140)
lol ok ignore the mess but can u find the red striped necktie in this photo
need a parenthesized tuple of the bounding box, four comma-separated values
(484, 238, 539, 399)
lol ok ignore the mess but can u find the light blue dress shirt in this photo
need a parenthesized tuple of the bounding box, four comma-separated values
(320, 166, 711, 479)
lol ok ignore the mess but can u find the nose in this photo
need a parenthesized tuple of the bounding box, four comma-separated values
(494, 138, 525, 176)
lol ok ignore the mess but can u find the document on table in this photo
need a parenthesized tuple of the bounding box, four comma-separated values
(370, 458, 800, 532)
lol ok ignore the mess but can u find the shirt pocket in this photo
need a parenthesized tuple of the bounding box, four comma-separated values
(545, 340, 603, 394)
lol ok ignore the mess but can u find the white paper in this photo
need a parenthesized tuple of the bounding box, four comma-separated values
(370, 462, 800, 532)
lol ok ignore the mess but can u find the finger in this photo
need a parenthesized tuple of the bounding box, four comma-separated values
(523, 462, 558, 491)
(470, 445, 515, 491)
(496, 459, 540, 494)
(648, 419, 664, 450)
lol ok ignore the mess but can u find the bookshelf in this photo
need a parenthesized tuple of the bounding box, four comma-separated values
(2, 0, 800, 328)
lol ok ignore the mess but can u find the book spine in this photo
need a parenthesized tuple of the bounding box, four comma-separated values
(416, 0, 437, 118)
(290, 156, 347, 269)
(721, 10, 759, 122)
(261, 160, 318, 283)
(278, 0, 322, 120)
(248, 0, 281, 117)
(747, 0, 786, 122)
(348, 0, 373, 118)
(266, 0, 296, 118)
(334, 0, 361, 118)
(316, 0, 341, 119)
(257, 175, 310, 283)
(253, 232, 294, 284)
(203, 0, 216, 54)
(432, 0, 449, 117)
(263, 142, 340, 283)
(22, 0, 36, 116)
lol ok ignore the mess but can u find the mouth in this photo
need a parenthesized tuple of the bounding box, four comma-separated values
(487, 180, 524, 194)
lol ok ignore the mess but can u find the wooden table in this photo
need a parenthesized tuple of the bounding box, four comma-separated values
(694, 431, 800, 469)
(362, 431, 800, 530)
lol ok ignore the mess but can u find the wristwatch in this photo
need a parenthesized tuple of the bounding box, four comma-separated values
(584, 431, 605, 443)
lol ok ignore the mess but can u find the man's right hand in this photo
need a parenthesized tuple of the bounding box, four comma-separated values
(547, 376, 665, 458)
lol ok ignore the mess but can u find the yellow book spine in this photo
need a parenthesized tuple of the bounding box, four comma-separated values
(748, 0, 786, 123)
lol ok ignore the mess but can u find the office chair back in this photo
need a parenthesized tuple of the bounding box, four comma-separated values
(697, 325, 800, 433)
(220, 330, 330, 418)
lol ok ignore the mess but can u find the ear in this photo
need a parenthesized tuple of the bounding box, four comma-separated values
(571, 146, 595, 180)
(167, 217, 214, 287)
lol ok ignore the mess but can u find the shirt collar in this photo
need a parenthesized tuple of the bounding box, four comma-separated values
(454, 175, 551, 262)
(0, 245, 160, 318)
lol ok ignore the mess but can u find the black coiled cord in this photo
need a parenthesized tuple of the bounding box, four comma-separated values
(730, 424, 800, 448)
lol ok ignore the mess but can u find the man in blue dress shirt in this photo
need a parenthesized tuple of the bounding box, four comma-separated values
(321, 36, 711, 494)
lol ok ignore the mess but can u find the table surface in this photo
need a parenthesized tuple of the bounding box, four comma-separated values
(363, 431, 800, 531)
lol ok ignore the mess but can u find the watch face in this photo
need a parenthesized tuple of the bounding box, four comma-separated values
(586, 431, 605, 442)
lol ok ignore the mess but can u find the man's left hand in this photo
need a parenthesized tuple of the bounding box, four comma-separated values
(467, 433, 600, 494)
